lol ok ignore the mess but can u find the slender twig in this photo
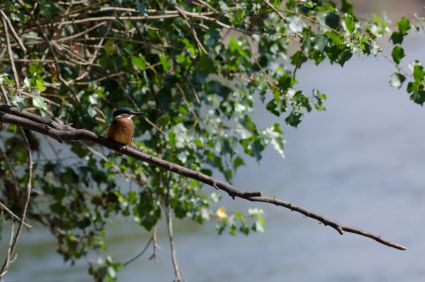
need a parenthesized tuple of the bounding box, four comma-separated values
(0, 202, 32, 228)
(0, 10, 27, 53)
(262, 0, 285, 20)
(175, 6, 207, 54)
(1, 13, 20, 94)
(0, 128, 33, 276)
(123, 238, 153, 267)
(57, 21, 107, 42)
(0, 106, 407, 251)
(0, 58, 79, 66)
(0, 86, 10, 104)
(58, 14, 181, 25)
(71, 23, 111, 82)
(71, 71, 125, 85)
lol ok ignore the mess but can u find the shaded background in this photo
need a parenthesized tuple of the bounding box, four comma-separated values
(6, 1, 425, 281)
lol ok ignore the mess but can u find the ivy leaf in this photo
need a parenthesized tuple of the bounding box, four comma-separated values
(391, 46, 405, 64)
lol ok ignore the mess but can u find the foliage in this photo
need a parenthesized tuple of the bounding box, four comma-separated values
(0, 0, 423, 281)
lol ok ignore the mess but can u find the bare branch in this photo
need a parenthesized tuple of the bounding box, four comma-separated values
(0, 105, 407, 251)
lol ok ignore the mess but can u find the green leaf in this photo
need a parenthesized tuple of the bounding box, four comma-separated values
(290, 50, 307, 67)
(391, 46, 405, 64)
(343, 15, 356, 34)
(36, 79, 46, 92)
(407, 82, 425, 105)
(104, 39, 116, 56)
(341, 0, 353, 14)
(285, 110, 303, 127)
(228, 36, 248, 58)
(390, 31, 404, 44)
(159, 53, 170, 72)
(233, 156, 244, 170)
(312, 89, 327, 111)
(266, 99, 280, 116)
(398, 17, 411, 35)
(325, 12, 340, 29)
(131, 55, 147, 71)
(413, 63, 424, 83)
(390, 17, 411, 44)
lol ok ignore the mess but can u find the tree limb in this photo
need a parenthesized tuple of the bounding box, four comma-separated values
(0, 105, 407, 251)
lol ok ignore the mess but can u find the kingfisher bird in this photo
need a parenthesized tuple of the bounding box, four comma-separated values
(106, 108, 144, 153)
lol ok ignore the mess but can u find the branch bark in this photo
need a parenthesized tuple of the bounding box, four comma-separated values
(0, 105, 407, 251)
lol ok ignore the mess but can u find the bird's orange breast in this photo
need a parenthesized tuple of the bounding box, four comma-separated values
(107, 117, 135, 146)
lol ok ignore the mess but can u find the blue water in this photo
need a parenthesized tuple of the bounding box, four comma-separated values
(4, 25, 425, 282)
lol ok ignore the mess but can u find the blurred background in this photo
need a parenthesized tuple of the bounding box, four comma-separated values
(7, 0, 425, 281)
